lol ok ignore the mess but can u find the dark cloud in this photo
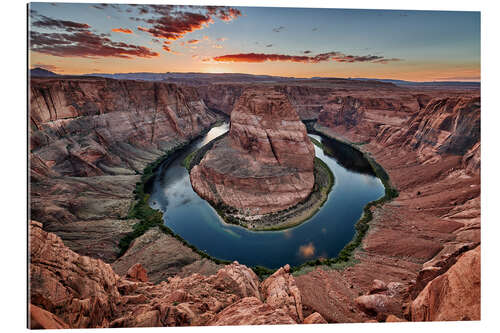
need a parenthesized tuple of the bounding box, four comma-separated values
(205, 6, 242, 21)
(312, 27, 318, 32)
(30, 29, 159, 59)
(371, 58, 402, 64)
(134, 5, 241, 41)
(213, 51, 402, 64)
(303, 50, 311, 54)
(265, 44, 273, 47)
(137, 12, 213, 40)
(111, 27, 133, 34)
(31, 14, 91, 32)
(92, 3, 123, 12)
(272, 26, 285, 33)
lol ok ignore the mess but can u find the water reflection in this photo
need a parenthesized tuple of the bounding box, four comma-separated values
(298, 242, 316, 258)
(316, 135, 375, 176)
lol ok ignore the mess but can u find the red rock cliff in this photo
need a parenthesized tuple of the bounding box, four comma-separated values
(29, 77, 218, 263)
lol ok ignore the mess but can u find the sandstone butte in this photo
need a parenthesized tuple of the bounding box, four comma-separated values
(190, 88, 316, 215)
(29, 75, 481, 327)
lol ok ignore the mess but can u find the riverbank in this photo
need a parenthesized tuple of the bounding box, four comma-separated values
(118, 122, 231, 267)
(185, 136, 335, 232)
(288, 123, 399, 276)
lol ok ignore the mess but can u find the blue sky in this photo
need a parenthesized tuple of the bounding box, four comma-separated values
(29, 3, 480, 81)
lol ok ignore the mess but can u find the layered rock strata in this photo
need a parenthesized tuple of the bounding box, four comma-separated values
(296, 91, 480, 323)
(190, 89, 315, 215)
(29, 77, 218, 265)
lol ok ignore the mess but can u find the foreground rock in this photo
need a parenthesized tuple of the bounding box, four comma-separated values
(30, 220, 307, 328)
(411, 246, 480, 321)
(208, 297, 297, 325)
(30, 220, 121, 328)
(29, 304, 69, 329)
(303, 312, 328, 324)
(190, 88, 315, 215)
(260, 264, 303, 322)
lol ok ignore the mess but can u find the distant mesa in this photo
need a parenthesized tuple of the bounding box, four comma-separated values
(30, 67, 59, 77)
(190, 88, 315, 216)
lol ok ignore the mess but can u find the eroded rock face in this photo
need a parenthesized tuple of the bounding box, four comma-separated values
(29, 304, 69, 329)
(30, 221, 305, 328)
(260, 264, 303, 322)
(411, 246, 480, 321)
(190, 89, 315, 215)
(318, 96, 366, 129)
(207, 297, 297, 326)
(30, 77, 218, 262)
(376, 96, 480, 173)
(30, 78, 216, 176)
(30, 220, 121, 328)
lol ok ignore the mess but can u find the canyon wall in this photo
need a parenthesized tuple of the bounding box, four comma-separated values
(297, 89, 480, 323)
(197, 84, 336, 120)
(30, 77, 218, 263)
(376, 96, 481, 173)
(30, 77, 216, 177)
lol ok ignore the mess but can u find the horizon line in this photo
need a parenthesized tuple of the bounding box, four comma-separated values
(29, 67, 481, 83)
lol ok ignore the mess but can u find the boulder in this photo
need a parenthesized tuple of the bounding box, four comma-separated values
(126, 263, 148, 282)
(29, 304, 70, 329)
(303, 312, 328, 324)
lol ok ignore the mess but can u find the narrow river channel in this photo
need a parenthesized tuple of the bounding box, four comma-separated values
(149, 123, 384, 268)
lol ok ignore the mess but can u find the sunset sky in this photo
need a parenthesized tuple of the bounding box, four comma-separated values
(29, 2, 480, 81)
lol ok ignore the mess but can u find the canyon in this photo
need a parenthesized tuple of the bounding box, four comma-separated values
(29, 73, 480, 327)
(190, 89, 316, 218)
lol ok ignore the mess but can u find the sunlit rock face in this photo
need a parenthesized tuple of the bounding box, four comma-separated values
(190, 89, 315, 215)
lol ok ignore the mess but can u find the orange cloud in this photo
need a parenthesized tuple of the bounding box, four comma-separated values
(135, 6, 240, 42)
(213, 52, 402, 64)
(112, 27, 133, 34)
(187, 39, 200, 44)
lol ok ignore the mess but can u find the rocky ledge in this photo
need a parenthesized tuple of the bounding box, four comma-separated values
(190, 89, 316, 218)
(29, 220, 328, 328)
